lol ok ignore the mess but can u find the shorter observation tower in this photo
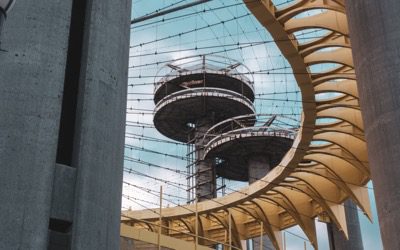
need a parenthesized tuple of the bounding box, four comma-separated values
(202, 114, 296, 184)
(201, 114, 296, 250)
(153, 55, 256, 201)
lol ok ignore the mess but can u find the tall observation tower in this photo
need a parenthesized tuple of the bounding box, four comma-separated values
(153, 55, 256, 200)
(153, 55, 296, 249)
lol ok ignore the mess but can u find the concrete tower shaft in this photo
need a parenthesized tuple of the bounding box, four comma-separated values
(248, 155, 271, 184)
(248, 154, 275, 250)
(194, 118, 216, 201)
(345, 1, 400, 249)
(0, 0, 131, 249)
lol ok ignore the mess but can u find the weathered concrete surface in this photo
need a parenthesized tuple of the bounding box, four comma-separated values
(70, 0, 131, 249)
(195, 119, 216, 201)
(327, 200, 363, 250)
(248, 156, 274, 250)
(196, 159, 215, 201)
(0, 1, 72, 249)
(0, 0, 130, 249)
(50, 164, 77, 222)
(345, 1, 400, 249)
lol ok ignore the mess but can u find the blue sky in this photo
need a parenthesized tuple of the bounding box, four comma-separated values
(125, 1, 383, 249)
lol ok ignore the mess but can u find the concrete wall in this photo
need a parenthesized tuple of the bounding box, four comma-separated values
(0, 1, 73, 249)
(345, 1, 400, 249)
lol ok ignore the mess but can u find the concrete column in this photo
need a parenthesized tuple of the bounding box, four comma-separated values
(196, 158, 215, 201)
(70, 0, 131, 249)
(68, 0, 131, 249)
(248, 155, 274, 250)
(195, 119, 216, 201)
(345, 1, 400, 249)
(0, 1, 73, 249)
(327, 200, 363, 250)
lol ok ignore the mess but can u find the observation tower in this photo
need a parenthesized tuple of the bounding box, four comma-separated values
(203, 114, 296, 184)
(153, 58, 298, 246)
(201, 114, 296, 249)
(153, 55, 256, 200)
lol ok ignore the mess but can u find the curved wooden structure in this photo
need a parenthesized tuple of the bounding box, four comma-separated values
(122, 1, 370, 249)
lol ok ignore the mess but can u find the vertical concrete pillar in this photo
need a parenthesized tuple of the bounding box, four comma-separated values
(0, 1, 73, 249)
(195, 119, 216, 201)
(345, 1, 400, 249)
(248, 155, 274, 250)
(196, 158, 215, 201)
(327, 200, 363, 250)
(0, 0, 130, 249)
(70, 0, 131, 249)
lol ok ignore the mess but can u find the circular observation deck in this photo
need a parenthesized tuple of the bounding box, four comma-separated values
(153, 55, 256, 142)
(203, 115, 297, 182)
(153, 88, 255, 142)
(154, 55, 255, 104)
